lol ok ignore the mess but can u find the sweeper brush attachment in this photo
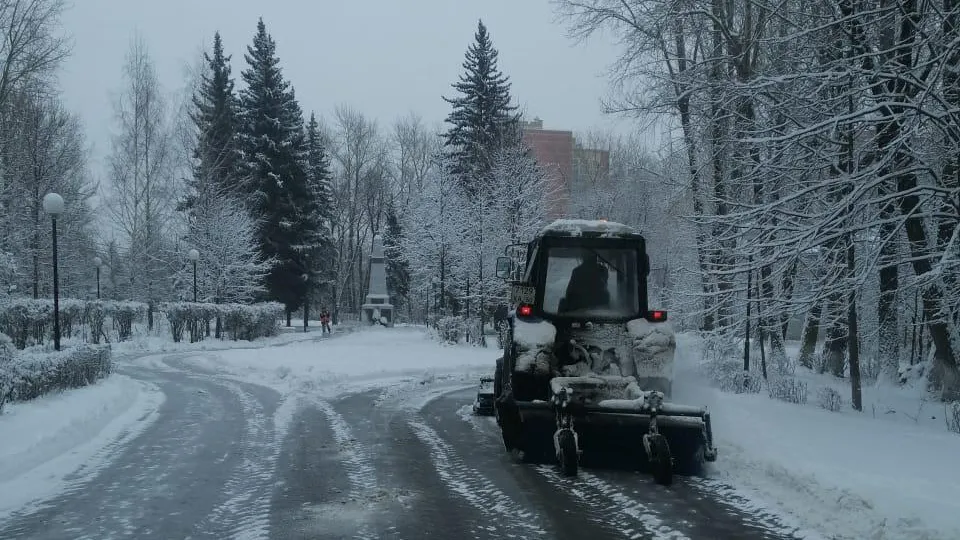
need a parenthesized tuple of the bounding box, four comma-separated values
(492, 219, 718, 485)
(503, 376, 716, 484)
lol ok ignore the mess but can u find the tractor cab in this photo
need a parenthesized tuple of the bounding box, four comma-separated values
(497, 222, 659, 325)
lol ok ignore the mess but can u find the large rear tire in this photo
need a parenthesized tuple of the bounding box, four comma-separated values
(649, 434, 673, 486)
(556, 429, 578, 477)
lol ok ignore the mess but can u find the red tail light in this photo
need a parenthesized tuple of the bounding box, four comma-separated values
(648, 310, 668, 322)
(517, 304, 533, 317)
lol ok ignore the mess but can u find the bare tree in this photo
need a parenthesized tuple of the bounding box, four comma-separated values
(106, 35, 176, 319)
(392, 112, 440, 210)
(329, 105, 387, 317)
(0, 0, 69, 115)
(0, 87, 95, 299)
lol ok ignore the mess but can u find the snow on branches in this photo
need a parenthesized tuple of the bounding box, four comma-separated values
(178, 194, 273, 304)
(401, 146, 551, 340)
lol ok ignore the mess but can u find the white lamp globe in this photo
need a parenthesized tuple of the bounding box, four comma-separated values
(188, 249, 199, 261)
(42, 192, 65, 215)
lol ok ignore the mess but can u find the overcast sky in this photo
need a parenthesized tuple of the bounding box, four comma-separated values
(57, 0, 633, 179)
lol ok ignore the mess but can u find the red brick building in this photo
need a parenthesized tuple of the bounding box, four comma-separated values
(520, 117, 610, 219)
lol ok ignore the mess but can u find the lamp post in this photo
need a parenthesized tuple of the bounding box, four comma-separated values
(43, 192, 64, 351)
(188, 249, 199, 302)
(93, 256, 102, 299)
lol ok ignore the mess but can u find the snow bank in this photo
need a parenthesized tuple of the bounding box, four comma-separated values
(672, 334, 960, 540)
(0, 374, 165, 519)
(182, 326, 497, 397)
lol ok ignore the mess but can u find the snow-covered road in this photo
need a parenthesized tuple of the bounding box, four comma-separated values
(1, 339, 804, 539)
(7, 326, 947, 539)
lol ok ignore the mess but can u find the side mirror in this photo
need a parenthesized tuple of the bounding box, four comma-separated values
(496, 256, 513, 279)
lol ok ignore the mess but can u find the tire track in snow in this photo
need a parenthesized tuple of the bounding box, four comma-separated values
(202, 381, 279, 540)
(534, 466, 692, 540)
(313, 399, 379, 540)
(687, 478, 821, 539)
(407, 419, 548, 537)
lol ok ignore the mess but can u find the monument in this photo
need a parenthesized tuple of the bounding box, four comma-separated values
(361, 235, 394, 326)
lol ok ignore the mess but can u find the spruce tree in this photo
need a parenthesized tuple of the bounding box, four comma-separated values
(383, 202, 409, 310)
(182, 32, 241, 212)
(237, 18, 317, 317)
(304, 112, 337, 303)
(443, 20, 519, 198)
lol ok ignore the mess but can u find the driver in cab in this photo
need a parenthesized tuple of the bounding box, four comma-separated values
(561, 251, 609, 312)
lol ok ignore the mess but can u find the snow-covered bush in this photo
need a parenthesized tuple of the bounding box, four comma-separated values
(817, 387, 843, 412)
(218, 302, 283, 341)
(159, 302, 283, 342)
(436, 316, 466, 344)
(0, 344, 112, 412)
(946, 401, 960, 434)
(768, 376, 808, 404)
(0, 299, 148, 348)
(0, 299, 53, 348)
(110, 301, 146, 341)
(722, 370, 764, 394)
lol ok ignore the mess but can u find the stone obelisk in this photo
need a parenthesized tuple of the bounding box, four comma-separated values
(361, 235, 393, 326)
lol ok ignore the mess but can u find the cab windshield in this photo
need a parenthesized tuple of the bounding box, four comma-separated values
(542, 245, 640, 319)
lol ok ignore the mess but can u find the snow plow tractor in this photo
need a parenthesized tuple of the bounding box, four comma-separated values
(492, 219, 717, 485)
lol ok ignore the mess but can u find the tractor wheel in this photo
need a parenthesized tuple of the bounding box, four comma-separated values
(648, 434, 674, 486)
(556, 429, 579, 477)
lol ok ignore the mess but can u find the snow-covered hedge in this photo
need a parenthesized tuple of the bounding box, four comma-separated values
(816, 387, 843, 412)
(0, 299, 148, 349)
(768, 376, 808, 404)
(159, 302, 283, 343)
(946, 401, 960, 434)
(436, 316, 467, 344)
(0, 340, 112, 411)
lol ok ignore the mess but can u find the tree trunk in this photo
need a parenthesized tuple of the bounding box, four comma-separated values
(304, 297, 310, 333)
(798, 303, 822, 369)
(821, 295, 847, 377)
(847, 234, 862, 410)
(877, 185, 900, 381)
(286, 309, 292, 327)
(779, 259, 798, 339)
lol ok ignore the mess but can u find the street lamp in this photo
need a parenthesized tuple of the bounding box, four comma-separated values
(93, 256, 102, 299)
(188, 249, 199, 302)
(43, 192, 64, 351)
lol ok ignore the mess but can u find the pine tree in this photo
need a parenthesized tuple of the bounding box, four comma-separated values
(304, 112, 337, 302)
(237, 18, 316, 317)
(383, 202, 410, 310)
(442, 20, 519, 198)
(182, 32, 241, 212)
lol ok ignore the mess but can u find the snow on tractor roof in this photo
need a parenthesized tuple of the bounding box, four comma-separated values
(540, 219, 638, 237)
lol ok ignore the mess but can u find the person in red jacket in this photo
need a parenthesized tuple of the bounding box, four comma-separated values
(320, 310, 332, 334)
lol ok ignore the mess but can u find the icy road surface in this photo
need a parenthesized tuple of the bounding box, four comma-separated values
(0, 332, 808, 540)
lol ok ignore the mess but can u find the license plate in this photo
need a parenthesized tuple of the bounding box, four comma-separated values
(511, 285, 536, 304)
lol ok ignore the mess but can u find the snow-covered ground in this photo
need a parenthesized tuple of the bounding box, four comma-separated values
(0, 374, 165, 520)
(673, 335, 960, 540)
(4, 322, 956, 539)
(176, 325, 496, 397)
